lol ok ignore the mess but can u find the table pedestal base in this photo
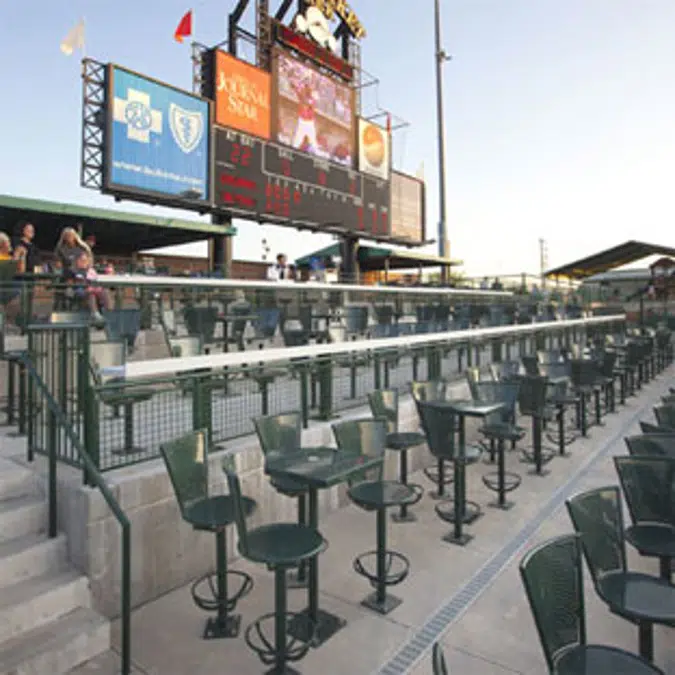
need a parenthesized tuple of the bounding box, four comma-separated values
(488, 499, 514, 511)
(204, 614, 241, 639)
(288, 608, 346, 647)
(443, 531, 473, 546)
(391, 511, 417, 523)
(264, 667, 301, 675)
(361, 592, 402, 615)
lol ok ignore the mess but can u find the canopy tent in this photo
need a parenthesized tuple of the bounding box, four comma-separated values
(545, 240, 675, 280)
(0, 194, 236, 256)
(295, 242, 462, 272)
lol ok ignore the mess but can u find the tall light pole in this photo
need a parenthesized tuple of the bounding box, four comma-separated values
(434, 0, 452, 280)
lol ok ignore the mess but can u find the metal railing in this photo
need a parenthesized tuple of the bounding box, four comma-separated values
(18, 355, 131, 675)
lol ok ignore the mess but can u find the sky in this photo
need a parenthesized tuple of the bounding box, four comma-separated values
(1, 0, 675, 277)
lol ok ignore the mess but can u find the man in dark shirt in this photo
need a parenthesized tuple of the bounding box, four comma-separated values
(13, 222, 39, 273)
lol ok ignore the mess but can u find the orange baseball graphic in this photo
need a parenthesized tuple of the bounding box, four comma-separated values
(363, 124, 385, 167)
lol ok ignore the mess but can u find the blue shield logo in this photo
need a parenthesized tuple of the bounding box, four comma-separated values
(169, 103, 204, 154)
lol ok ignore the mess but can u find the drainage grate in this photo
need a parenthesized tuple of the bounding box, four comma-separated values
(376, 392, 657, 675)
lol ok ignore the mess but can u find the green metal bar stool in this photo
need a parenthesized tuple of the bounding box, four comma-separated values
(224, 460, 326, 675)
(517, 375, 556, 475)
(253, 412, 311, 588)
(520, 534, 664, 675)
(614, 455, 675, 582)
(160, 430, 256, 639)
(368, 389, 424, 522)
(333, 419, 416, 615)
(472, 381, 524, 510)
(411, 380, 454, 499)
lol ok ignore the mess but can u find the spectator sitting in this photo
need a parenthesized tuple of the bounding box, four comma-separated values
(72, 251, 111, 326)
(491, 277, 504, 291)
(55, 227, 92, 280)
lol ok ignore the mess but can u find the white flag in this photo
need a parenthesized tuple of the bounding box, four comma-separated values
(60, 19, 85, 56)
(415, 162, 425, 181)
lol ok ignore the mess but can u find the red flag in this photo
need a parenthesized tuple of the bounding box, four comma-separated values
(174, 10, 192, 43)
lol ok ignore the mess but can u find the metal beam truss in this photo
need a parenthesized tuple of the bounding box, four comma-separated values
(80, 58, 106, 191)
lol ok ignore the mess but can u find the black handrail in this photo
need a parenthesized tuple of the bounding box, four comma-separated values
(18, 356, 131, 675)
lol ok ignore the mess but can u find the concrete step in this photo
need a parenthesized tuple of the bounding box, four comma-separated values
(0, 534, 66, 589)
(0, 570, 90, 644)
(0, 460, 37, 501)
(67, 649, 144, 674)
(0, 494, 46, 543)
(0, 607, 110, 675)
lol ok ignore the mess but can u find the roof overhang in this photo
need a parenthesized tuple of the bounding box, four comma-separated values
(545, 240, 675, 280)
(0, 194, 236, 255)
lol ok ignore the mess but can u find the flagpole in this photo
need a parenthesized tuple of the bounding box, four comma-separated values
(434, 0, 451, 278)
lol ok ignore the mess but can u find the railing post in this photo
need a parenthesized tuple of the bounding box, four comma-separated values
(26, 331, 35, 462)
(121, 523, 131, 675)
(48, 407, 58, 538)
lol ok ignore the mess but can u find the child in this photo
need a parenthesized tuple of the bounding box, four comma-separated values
(72, 251, 111, 326)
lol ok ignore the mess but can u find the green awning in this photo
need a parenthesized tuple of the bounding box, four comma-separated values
(0, 194, 236, 255)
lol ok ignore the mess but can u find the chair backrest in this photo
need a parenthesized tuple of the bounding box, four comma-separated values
(537, 349, 563, 365)
(639, 420, 673, 434)
(416, 400, 456, 461)
(568, 359, 596, 388)
(331, 418, 386, 485)
(473, 381, 520, 424)
(614, 455, 675, 525)
(519, 534, 585, 673)
(432, 642, 449, 675)
(160, 309, 177, 336)
(367, 389, 398, 435)
(253, 412, 302, 458)
(464, 368, 485, 400)
(521, 355, 540, 376)
(160, 430, 210, 521)
(565, 486, 626, 587)
(653, 405, 675, 429)
(253, 307, 281, 340)
(102, 309, 141, 350)
(625, 434, 675, 459)
(411, 380, 446, 403)
(223, 457, 250, 558)
(661, 394, 675, 407)
(517, 375, 548, 417)
(599, 351, 618, 378)
(183, 306, 218, 343)
(90, 340, 126, 386)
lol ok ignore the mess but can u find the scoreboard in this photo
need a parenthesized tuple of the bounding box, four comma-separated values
(214, 128, 391, 238)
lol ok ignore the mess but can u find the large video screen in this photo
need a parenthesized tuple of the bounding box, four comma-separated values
(274, 50, 354, 167)
(106, 66, 210, 203)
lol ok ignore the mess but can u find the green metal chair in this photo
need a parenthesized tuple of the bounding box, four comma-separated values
(613, 456, 675, 581)
(160, 431, 256, 639)
(566, 486, 675, 662)
(333, 419, 416, 615)
(625, 434, 675, 459)
(639, 420, 674, 434)
(537, 362, 580, 454)
(224, 460, 326, 674)
(518, 375, 556, 474)
(411, 380, 454, 498)
(432, 641, 449, 674)
(519, 533, 664, 675)
(472, 381, 523, 510)
(416, 400, 482, 539)
(368, 389, 424, 522)
(253, 412, 310, 587)
(653, 405, 675, 430)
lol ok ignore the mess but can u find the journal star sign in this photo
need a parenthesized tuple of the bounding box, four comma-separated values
(113, 89, 162, 143)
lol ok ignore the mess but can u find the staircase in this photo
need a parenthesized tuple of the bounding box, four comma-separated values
(0, 454, 111, 675)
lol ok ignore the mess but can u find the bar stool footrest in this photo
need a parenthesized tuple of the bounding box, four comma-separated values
(435, 499, 482, 525)
(406, 482, 424, 505)
(353, 550, 410, 588)
(481, 471, 522, 494)
(520, 446, 556, 465)
(245, 612, 312, 666)
(423, 464, 454, 486)
(191, 569, 254, 613)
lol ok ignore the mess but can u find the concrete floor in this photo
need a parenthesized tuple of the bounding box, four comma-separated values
(88, 367, 675, 675)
